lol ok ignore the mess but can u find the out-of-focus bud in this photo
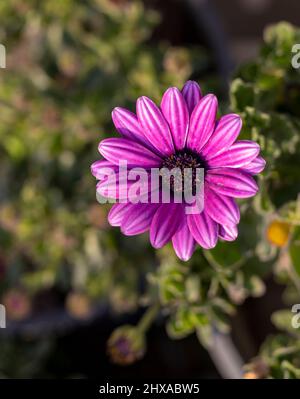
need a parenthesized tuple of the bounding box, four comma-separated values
(87, 204, 109, 229)
(52, 227, 76, 250)
(58, 48, 81, 79)
(267, 220, 291, 247)
(65, 291, 93, 320)
(109, 287, 138, 314)
(0, 205, 19, 233)
(107, 325, 146, 365)
(243, 358, 269, 379)
(275, 250, 292, 273)
(42, 105, 61, 130)
(2, 289, 32, 321)
(228, 284, 247, 305)
(163, 48, 192, 78)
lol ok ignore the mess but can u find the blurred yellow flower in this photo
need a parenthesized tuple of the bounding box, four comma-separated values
(267, 220, 291, 247)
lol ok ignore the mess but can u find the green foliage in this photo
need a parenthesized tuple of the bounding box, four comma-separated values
(232, 23, 300, 378)
(230, 22, 300, 210)
(252, 331, 300, 379)
(0, 0, 206, 305)
(151, 234, 269, 346)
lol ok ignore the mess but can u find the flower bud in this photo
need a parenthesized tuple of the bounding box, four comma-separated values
(163, 48, 192, 78)
(65, 291, 92, 320)
(243, 358, 269, 379)
(109, 287, 138, 314)
(2, 289, 32, 321)
(107, 325, 146, 365)
(87, 204, 109, 229)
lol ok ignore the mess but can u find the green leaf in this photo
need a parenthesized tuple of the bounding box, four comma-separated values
(207, 240, 243, 268)
(166, 308, 194, 340)
(189, 311, 209, 328)
(281, 360, 300, 379)
(185, 274, 201, 303)
(230, 78, 255, 112)
(247, 276, 266, 298)
(196, 324, 213, 349)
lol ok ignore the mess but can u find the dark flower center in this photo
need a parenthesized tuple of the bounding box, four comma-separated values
(160, 150, 206, 195)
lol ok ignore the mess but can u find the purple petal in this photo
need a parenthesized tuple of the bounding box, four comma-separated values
(181, 80, 202, 115)
(91, 159, 118, 180)
(150, 203, 184, 249)
(172, 219, 195, 261)
(187, 211, 218, 249)
(121, 203, 159, 236)
(112, 107, 158, 152)
(112, 107, 144, 141)
(206, 168, 258, 198)
(186, 94, 218, 153)
(98, 138, 161, 168)
(161, 87, 189, 150)
(219, 224, 238, 241)
(136, 96, 175, 156)
(201, 114, 242, 159)
(108, 203, 130, 226)
(240, 156, 266, 175)
(208, 140, 260, 168)
(205, 186, 240, 225)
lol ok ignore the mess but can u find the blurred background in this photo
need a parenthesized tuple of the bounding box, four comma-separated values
(1, 0, 300, 378)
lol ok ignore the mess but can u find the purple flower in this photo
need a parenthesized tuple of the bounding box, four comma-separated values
(91, 81, 265, 261)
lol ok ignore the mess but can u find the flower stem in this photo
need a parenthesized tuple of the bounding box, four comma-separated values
(137, 303, 160, 334)
(207, 329, 244, 379)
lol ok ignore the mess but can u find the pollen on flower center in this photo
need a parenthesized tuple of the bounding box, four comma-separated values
(160, 150, 206, 195)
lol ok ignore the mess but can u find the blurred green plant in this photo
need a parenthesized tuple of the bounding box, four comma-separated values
(0, 0, 207, 306)
(0, 0, 211, 376)
(230, 21, 300, 379)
